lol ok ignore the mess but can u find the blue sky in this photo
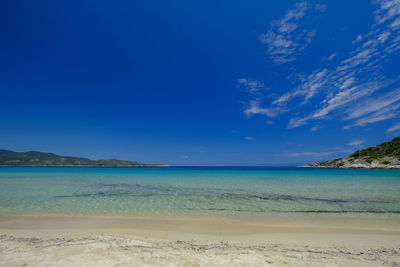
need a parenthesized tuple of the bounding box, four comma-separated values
(1, 0, 400, 165)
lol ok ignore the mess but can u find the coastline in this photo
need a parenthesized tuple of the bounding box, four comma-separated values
(0, 165, 169, 167)
(1, 167, 400, 265)
(301, 165, 400, 169)
(1, 213, 400, 266)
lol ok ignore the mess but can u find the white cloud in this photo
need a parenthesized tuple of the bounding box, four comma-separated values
(288, 82, 388, 128)
(260, 1, 326, 64)
(352, 113, 396, 127)
(273, 91, 299, 105)
(310, 125, 320, 131)
(241, 0, 400, 130)
(288, 116, 310, 128)
(244, 136, 256, 141)
(343, 89, 400, 128)
(238, 78, 266, 94)
(274, 0, 400, 128)
(301, 69, 330, 102)
(373, 0, 400, 25)
(244, 99, 284, 118)
(348, 139, 365, 147)
(346, 103, 400, 128)
(239, 79, 281, 119)
(345, 87, 400, 120)
(387, 122, 400, 132)
(313, 82, 385, 119)
(353, 34, 363, 44)
(273, 69, 329, 105)
(327, 53, 337, 61)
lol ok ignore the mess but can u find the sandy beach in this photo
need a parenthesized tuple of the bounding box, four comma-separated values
(1, 213, 400, 266)
(3, 0, 400, 265)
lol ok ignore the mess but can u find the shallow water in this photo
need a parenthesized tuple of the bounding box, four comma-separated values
(0, 167, 399, 216)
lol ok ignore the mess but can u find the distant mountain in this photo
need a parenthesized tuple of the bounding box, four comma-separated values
(305, 137, 400, 169)
(0, 150, 166, 167)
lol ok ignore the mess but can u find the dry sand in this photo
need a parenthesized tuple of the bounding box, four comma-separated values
(0, 213, 400, 266)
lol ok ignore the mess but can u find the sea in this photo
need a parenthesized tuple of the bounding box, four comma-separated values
(0, 167, 399, 216)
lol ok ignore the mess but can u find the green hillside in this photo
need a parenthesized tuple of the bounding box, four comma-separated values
(307, 136, 400, 168)
(0, 150, 164, 167)
(350, 137, 400, 160)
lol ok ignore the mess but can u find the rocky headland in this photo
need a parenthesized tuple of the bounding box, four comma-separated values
(305, 137, 400, 169)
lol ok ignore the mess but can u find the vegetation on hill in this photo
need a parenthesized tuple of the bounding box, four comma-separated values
(0, 150, 164, 167)
(306, 137, 400, 169)
(349, 137, 400, 159)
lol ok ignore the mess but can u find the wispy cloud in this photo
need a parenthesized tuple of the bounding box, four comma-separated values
(280, 147, 352, 158)
(352, 34, 363, 44)
(343, 88, 400, 128)
(244, 136, 256, 141)
(246, 0, 400, 130)
(327, 53, 337, 61)
(238, 78, 266, 94)
(286, 83, 377, 127)
(387, 122, 400, 132)
(273, 69, 330, 106)
(344, 87, 400, 120)
(259, 1, 326, 64)
(348, 139, 365, 147)
(310, 125, 321, 132)
(347, 103, 400, 128)
(244, 99, 284, 118)
(238, 78, 283, 118)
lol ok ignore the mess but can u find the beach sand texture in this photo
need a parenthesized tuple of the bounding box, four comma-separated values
(1, 214, 400, 266)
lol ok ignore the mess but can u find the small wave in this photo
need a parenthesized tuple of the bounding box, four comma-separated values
(220, 193, 392, 204)
(55, 190, 155, 198)
(272, 210, 400, 214)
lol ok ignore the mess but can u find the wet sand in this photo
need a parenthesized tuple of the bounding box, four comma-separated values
(1, 213, 400, 266)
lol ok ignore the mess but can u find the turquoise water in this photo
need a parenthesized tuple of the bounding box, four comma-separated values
(0, 167, 399, 216)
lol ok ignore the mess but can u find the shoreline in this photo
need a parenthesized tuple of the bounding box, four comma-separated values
(2, 212, 400, 238)
(302, 165, 400, 169)
(0, 165, 169, 168)
(1, 213, 400, 266)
